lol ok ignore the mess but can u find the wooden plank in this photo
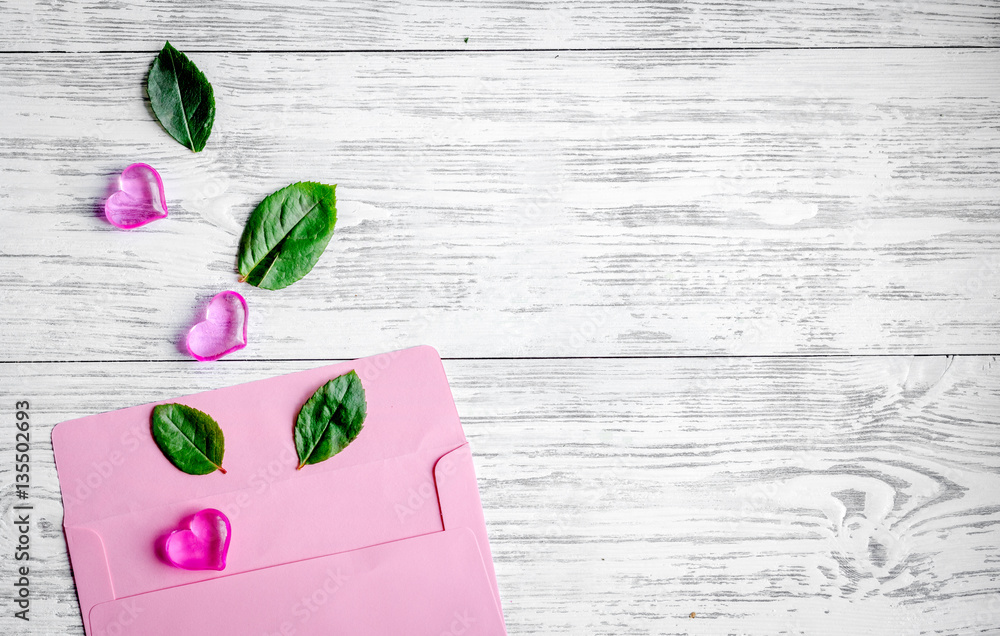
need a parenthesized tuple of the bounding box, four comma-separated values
(1, 50, 999, 361)
(1, 355, 998, 634)
(1, 0, 998, 51)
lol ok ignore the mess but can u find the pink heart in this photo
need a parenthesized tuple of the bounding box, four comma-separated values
(104, 163, 168, 229)
(162, 508, 231, 571)
(186, 291, 249, 361)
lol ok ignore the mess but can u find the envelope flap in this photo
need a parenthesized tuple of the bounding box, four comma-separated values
(435, 444, 503, 617)
(88, 528, 506, 635)
(64, 527, 114, 611)
(53, 346, 462, 527)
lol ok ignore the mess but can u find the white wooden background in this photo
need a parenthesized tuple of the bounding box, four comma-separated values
(1, 1, 999, 634)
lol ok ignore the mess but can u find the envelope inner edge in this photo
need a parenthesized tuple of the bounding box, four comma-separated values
(71, 443, 465, 601)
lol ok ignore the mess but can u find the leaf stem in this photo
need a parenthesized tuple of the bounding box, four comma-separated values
(217, 465, 227, 475)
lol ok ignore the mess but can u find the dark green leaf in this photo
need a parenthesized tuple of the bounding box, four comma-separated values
(147, 41, 215, 152)
(151, 403, 227, 475)
(237, 182, 337, 290)
(294, 370, 367, 469)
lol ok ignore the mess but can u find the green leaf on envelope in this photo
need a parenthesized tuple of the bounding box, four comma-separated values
(151, 403, 227, 475)
(295, 370, 367, 469)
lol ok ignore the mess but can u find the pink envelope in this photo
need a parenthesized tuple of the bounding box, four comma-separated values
(52, 346, 506, 635)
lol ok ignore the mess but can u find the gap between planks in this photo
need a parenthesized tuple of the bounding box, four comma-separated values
(0, 353, 992, 365)
(2, 45, 1000, 55)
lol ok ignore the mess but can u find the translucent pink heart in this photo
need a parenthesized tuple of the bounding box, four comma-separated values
(186, 291, 249, 361)
(104, 163, 168, 229)
(163, 508, 231, 571)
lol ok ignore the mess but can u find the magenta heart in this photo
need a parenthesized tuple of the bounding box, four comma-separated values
(163, 508, 231, 571)
(186, 291, 249, 361)
(104, 163, 168, 229)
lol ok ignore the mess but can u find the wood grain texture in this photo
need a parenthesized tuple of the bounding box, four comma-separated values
(1, 49, 999, 360)
(1, 0, 999, 51)
(1, 356, 998, 634)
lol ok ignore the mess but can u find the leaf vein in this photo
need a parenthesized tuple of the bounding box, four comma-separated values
(165, 45, 195, 151)
(168, 418, 219, 470)
(248, 198, 323, 280)
(300, 414, 333, 467)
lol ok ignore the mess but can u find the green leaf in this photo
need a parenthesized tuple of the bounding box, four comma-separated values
(151, 403, 227, 475)
(147, 41, 215, 152)
(294, 370, 367, 470)
(237, 182, 338, 290)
